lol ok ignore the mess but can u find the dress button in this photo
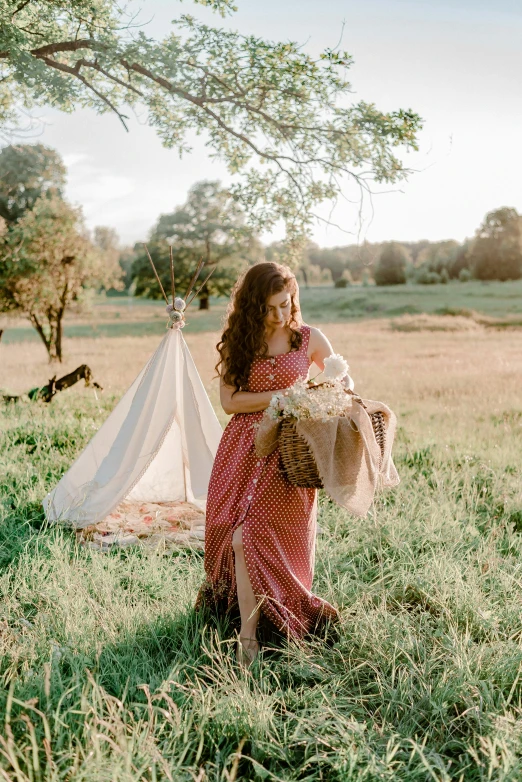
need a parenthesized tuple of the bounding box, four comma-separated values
(270, 358, 276, 364)
(269, 374, 275, 380)
(253, 478, 258, 483)
(247, 494, 252, 500)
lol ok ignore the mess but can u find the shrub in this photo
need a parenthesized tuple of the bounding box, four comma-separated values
(413, 267, 441, 284)
(374, 242, 409, 285)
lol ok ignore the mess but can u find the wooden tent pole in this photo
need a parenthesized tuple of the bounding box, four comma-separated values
(186, 265, 218, 307)
(169, 245, 176, 302)
(143, 244, 169, 305)
(184, 257, 205, 300)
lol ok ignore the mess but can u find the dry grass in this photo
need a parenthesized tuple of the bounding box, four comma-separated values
(390, 313, 483, 332)
(0, 330, 223, 414)
(391, 311, 522, 332)
(2, 319, 521, 457)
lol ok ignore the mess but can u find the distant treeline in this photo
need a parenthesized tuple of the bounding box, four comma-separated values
(269, 206, 522, 286)
(4, 142, 519, 365)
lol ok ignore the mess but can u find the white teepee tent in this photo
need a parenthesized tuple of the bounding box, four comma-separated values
(43, 251, 223, 533)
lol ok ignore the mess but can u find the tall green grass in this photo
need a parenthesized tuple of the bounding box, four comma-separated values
(1, 386, 522, 780)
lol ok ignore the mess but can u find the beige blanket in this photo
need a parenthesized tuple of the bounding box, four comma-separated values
(255, 399, 400, 517)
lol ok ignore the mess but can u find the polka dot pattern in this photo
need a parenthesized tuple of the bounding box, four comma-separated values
(195, 324, 340, 639)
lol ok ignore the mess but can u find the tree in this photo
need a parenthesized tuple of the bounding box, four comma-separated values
(400, 240, 432, 265)
(413, 268, 441, 285)
(0, 195, 122, 361)
(415, 241, 460, 276)
(409, 240, 460, 283)
(305, 241, 381, 283)
(344, 241, 381, 282)
(448, 240, 473, 279)
(132, 181, 259, 308)
(295, 263, 332, 287)
(374, 242, 409, 285)
(117, 245, 139, 291)
(470, 208, 522, 281)
(266, 239, 309, 284)
(0, 143, 66, 224)
(307, 246, 348, 283)
(0, 0, 422, 255)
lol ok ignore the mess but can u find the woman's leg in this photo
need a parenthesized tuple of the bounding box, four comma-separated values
(232, 524, 260, 640)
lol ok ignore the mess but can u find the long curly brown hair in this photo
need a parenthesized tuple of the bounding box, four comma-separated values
(216, 262, 303, 392)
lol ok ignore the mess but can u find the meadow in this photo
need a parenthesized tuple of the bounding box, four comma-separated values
(1, 281, 522, 780)
(2, 279, 522, 351)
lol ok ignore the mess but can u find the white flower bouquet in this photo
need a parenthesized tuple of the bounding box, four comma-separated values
(266, 354, 354, 424)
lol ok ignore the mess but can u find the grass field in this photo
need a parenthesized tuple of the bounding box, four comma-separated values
(1, 279, 522, 349)
(1, 282, 522, 780)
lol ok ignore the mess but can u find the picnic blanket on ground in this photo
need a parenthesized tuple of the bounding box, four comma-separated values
(76, 500, 206, 551)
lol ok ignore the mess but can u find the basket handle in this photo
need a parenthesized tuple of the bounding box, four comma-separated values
(343, 387, 368, 410)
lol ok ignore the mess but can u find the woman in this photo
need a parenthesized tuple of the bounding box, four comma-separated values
(195, 262, 344, 666)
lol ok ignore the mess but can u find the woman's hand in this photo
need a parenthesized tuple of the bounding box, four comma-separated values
(220, 379, 289, 415)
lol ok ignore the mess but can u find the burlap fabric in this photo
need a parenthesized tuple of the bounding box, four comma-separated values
(255, 399, 400, 517)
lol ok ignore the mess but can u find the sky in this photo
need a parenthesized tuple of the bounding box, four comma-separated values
(23, 0, 522, 248)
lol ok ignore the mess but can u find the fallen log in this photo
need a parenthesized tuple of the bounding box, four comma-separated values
(3, 365, 103, 403)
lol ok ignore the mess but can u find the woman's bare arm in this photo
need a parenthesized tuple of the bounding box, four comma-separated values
(308, 327, 335, 371)
(220, 378, 284, 415)
(308, 326, 355, 390)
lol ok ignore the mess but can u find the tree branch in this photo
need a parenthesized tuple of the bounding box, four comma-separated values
(30, 39, 97, 57)
(120, 60, 307, 171)
(121, 59, 205, 108)
(38, 55, 130, 130)
(0, 39, 363, 156)
(75, 58, 143, 97)
(28, 311, 50, 353)
(12, 0, 31, 16)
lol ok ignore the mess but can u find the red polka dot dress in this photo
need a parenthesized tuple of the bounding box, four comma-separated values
(195, 325, 340, 641)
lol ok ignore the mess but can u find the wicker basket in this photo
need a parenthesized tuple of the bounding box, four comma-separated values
(279, 395, 387, 488)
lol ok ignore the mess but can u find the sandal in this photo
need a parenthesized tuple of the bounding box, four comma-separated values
(236, 635, 260, 668)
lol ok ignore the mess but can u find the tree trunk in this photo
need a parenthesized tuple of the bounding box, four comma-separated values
(46, 310, 64, 362)
(198, 283, 210, 310)
(55, 312, 63, 362)
(28, 312, 52, 359)
(47, 322, 60, 362)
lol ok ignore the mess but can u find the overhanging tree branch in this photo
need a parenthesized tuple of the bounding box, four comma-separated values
(0, 3, 423, 252)
(38, 55, 130, 130)
(30, 39, 96, 57)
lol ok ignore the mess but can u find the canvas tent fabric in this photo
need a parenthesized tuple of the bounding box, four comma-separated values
(43, 328, 223, 529)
